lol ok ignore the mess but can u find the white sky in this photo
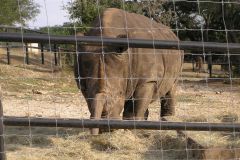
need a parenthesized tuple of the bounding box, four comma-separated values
(28, 0, 71, 28)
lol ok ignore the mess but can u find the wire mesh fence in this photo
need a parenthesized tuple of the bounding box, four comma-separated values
(0, 0, 240, 159)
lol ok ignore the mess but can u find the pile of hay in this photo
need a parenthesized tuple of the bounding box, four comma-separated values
(6, 129, 189, 160)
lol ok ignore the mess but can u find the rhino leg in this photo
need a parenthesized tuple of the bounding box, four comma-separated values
(99, 97, 124, 133)
(123, 99, 149, 120)
(123, 83, 154, 120)
(89, 93, 106, 135)
(160, 88, 176, 117)
(123, 99, 134, 120)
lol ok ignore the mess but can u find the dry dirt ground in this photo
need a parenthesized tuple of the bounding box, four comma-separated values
(1, 48, 240, 159)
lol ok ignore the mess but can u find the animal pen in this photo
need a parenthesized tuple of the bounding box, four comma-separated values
(0, 25, 64, 66)
(0, 0, 240, 160)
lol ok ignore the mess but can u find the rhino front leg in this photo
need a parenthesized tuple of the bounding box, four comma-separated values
(90, 93, 106, 135)
(160, 87, 176, 117)
(124, 82, 155, 120)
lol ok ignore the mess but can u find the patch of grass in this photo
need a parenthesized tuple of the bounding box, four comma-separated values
(183, 115, 208, 122)
(210, 74, 228, 78)
(1, 78, 42, 93)
(177, 94, 196, 103)
(216, 113, 238, 123)
(57, 87, 79, 93)
(54, 80, 79, 94)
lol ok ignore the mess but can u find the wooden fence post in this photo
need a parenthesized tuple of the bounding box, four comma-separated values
(192, 54, 195, 72)
(41, 44, 44, 65)
(54, 44, 57, 66)
(208, 53, 213, 78)
(58, 47, 61, 67)
(0, 93, 6, 160)
(6, 43, 10, 65)
(25, 43, 29, 65)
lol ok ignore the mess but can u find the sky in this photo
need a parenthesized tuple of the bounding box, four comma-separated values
(28, 0, 71, 28)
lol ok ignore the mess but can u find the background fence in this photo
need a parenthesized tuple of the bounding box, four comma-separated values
(0, 26, 67, 66)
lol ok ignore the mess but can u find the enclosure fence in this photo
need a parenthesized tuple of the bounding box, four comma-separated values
(1, 0, 240, 159)
(0, 31, 240, 159)
(1, 32, 240, 128)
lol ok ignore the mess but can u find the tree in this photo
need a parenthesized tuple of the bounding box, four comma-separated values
(169, 1, 240, 75)
(166, 1, 240, 42)
(66, 0, 136, 32)
(65, 0, 171, 32)
(39, 22, 78, 36)
(0, 0, 39, 26)
(66, 0, 240, 75)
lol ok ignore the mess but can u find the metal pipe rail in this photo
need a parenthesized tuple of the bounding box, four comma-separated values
(0, 45, 76, 53)
(0, 33, 240, 52)
(0, 25, 45, 34)
(3, 116, 240, 132)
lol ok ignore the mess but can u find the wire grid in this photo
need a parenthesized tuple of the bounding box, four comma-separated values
(0, 0, 239, 159)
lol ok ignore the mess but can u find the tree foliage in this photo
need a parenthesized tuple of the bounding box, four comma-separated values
(168, 1, 240, 43)
(66, 0, 240, 74)
(67, 0, 136, 25)
(0, 0, 39, 26)
(66, 0, 240, 44)
(66, 0, 172, 32)
(39, 22, 78, 36)
(170, 1, 240, 75)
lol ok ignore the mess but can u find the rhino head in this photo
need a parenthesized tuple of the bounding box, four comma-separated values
(74, 38, 128, 135)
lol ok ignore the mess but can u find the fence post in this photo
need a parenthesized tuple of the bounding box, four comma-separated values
(6, 43, 10, 65)
(0, 94, 6, 160)
(54, 44, 57, 66)
(192, 54, 195, 72)
(58, 47, 61, 67)
(41, 44, 44, 65)
(25, 43, 29, 65)
(208, 53, 213, 78)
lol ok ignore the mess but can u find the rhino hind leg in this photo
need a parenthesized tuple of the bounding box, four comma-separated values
(123, 99, 134, 120)
(123, 83, 155, 120)
(123, 99, 149, 120)
(160, 90, 176, 117)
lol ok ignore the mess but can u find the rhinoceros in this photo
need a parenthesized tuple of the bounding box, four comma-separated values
(74, 8, 183, 134)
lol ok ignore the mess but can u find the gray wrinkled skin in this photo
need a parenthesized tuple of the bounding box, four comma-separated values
(74, 8, 184, 134)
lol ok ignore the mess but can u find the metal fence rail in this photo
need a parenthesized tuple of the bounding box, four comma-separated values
(3, 116, 240, 132)
(0, 41, 72, 65)
(1, 32, 240, 52)
(1, 31, 240, 159)
(0, 25, 45, 34)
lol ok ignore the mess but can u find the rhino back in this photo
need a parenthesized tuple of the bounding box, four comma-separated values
(103, 8, 182, 96)
(85, 8, 183, 98)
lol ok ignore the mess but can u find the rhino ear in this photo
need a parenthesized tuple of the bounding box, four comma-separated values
(115, 34, 128, 54)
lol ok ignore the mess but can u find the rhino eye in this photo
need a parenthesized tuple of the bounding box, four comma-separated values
(115, 34, 128, 54)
